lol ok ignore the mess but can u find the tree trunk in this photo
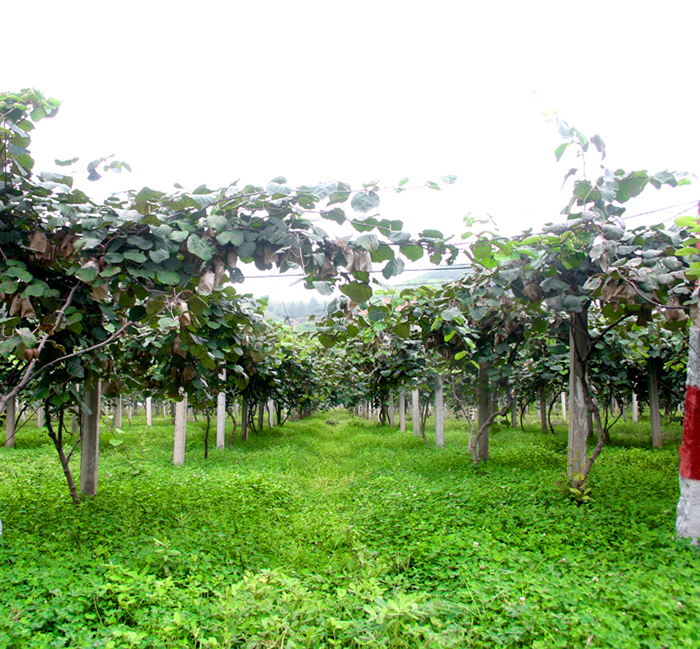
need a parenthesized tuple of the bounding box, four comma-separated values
(173, 394, 187, 465)
(46, 404, 80, 504)
(567, 309, 590, 477)
(80, 385, 101, 497)
(435, 377, 444, 447)
(241, 400, 249, 441)
(399, 390, 406, 433)
(476, 363, 490, 461)
(539, 386, 547, 434)
(412, 390, 420, 437)
(648, 357, 663, 448)
(4, 396, 15, 448)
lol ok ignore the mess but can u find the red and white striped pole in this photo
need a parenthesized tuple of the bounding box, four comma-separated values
(677, 201, 700, 544)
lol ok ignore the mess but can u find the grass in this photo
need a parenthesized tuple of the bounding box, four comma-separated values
(0, 409, 698, 648)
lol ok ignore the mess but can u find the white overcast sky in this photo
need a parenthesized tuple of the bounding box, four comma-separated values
(6, 0, 700, 298)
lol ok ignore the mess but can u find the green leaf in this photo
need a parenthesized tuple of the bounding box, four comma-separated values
(313, 281, 334, 296)
(75, 266, 98, 282)
(676, 216, 698, 229)
(216, 230, 245, 246)
(440, 175, 457, 184)
(355, 234, 379, 251)
(381, 257, 405, 279)
(674, 247, 698, 256)
(187, 235, 214, 262)
(590, 134, 606, 159)
(392, 323, 410, 338)
(149, 248, 170, 263)
(127, 236, 153, 250)
(371, 244, 394, 263)
(321, 208, 346, 225)
(55, 157, 79, 166)
(156, 270, 181, 285)
(17, 327, 37, 348)
(420, 229, 444, 239)
(123, 251, 147, 264)
(207, 213, 228, 230)
(7, 267, 32, 282)
(351, 191, 380, 213)
(425, 181, 441, 190)
(554, 142, 569, 162)
(340, 281, 373, 304)
(400, 245, 423, 261)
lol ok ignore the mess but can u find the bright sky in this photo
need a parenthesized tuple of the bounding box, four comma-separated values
(6, 0, 700, 299)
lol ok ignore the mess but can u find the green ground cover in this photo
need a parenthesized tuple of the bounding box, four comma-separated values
(0, 411, 698, 648)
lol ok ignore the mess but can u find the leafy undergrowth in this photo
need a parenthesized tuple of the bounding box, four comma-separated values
(0, 411, 697, 648)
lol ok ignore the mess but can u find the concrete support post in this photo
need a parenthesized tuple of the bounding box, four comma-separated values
(389, 394, 396, 428)
(173, 394, 187, 466)
(435, 376, 444, 447)
(678, 326, 700, 544)
(80, 385, 101, 496)
(114, 396, 122, 430)
(36, 407, 44, 429)
(216, 371, 226, 449)
(632, 393, 639, 423)
(648, 358, 662, 448)
(561, 392, 567, 422)
(477, 363, 490, 462)
(412, 390, 420, 437)
(268, 400, 275, 429)
(146, 397, 153, 427)
(399, 390, 406, 433)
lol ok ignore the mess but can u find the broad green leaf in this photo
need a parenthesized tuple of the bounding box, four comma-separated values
(123, 251, 147, 263)
(400, 244, 423, 261)
(313, 281, 334, 296)
(216, 230, 245, 246)
(149, 248, 170, 263)
(381, 257, 405, 279)
(340, 281, 373, 304)
(371, 244, 394, 263)
(355, 234, 379, 251)
(425, 181, 441, 190)
(440, 175, 457, 184)
(207, 213, 228, 230)
(75, 266, 98, 282)
(187, 234, 214, 262)
(321, 208, 346, 225)
(127, 236, 153, 250)
(8, 267, 33, 282)
(350, 191, 380, 213)
(554, 142, 569, 161)
(420, 229, 444, 239)
(674, 247, 698, 256)
(55, 157, 79, 166)
(388, 230, 411, 245)
(156, 270, 181, 285)
(675, 216, 698, 228)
